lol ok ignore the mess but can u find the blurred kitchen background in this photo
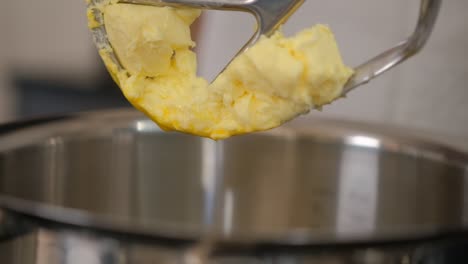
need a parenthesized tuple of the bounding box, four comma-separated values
(0, 1, 467, 146)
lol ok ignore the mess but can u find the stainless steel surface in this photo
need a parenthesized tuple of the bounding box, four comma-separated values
(0, 109, 467, 263)
(0, 109, 467, 244)
(88, 0, 440, 92)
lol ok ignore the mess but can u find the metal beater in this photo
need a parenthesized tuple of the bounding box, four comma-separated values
(88, 0, 441, 96)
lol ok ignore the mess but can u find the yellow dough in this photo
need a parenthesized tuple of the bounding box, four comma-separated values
(93, 3, 353, 139)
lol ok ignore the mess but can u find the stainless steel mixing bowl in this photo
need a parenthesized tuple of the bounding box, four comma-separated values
(0, 109, 467, 264)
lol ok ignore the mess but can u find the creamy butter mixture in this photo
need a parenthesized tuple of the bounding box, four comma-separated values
(91, 3, 353, 139)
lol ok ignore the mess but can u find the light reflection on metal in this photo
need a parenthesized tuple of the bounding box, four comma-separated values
(222, 190, 234, 235)
(337, 140, 379, 236)
(135, 120, 158, 132)
(201, 139, 218, 228)
(345, 135, 381, 149)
